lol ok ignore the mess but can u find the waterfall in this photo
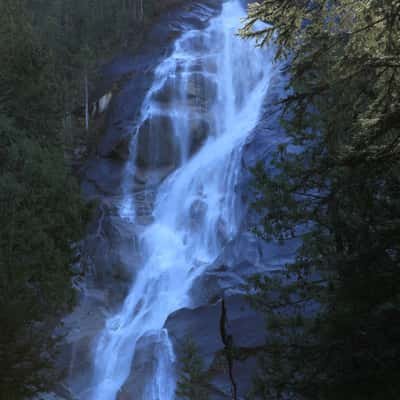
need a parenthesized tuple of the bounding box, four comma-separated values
(84, 1, 273, 399)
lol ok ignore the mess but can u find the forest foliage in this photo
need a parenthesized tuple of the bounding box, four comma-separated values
(0, 0, 159, 397)
(239, 0, 400, 399)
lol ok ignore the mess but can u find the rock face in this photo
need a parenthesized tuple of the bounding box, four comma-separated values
(136, 116, 180, 170)
(165, 295, 266, 399)
(189, 116, 211, 155)
(81, 0, 222, 189)
(186, 73, 218, 111)
(57, 2, 295, 399)
(91, 0, 224, 164)
(58, 2, 226, 398)
(117, 330, 175, 400)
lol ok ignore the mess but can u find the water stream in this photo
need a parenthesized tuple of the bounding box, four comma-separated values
(86, 2, 273, 399)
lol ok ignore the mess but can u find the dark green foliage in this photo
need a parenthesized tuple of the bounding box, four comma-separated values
(0, 0, 177, 395)
(0, 0, 185, 395)
(0, 120, 86, 399)
(0, 119, 87, 397)
(0, 0, 61, 136)
(0, 120, 87, 397)
(0, 0, 95, 396)
(176, 337, 213, 400)
(241, 1, 400, 399)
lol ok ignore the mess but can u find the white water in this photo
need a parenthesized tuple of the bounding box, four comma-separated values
(86, 2, 273, 399)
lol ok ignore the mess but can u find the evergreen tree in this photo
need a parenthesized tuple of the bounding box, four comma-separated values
(0, 117, 87, 397)
(0, 0, 175, 395)
(240, 1, 400, 399)
(176, 338, 213, 400)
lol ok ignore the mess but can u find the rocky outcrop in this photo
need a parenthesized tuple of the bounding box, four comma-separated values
(165, 294, 266, 399)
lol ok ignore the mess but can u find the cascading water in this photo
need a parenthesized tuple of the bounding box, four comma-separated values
(84, 1, 273, 399)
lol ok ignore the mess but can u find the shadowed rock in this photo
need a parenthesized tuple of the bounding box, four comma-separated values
(136, 116, 180, 170)
(165, 295, 266, 400)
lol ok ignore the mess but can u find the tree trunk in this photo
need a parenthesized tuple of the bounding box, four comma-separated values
(84, 71, 89, 131)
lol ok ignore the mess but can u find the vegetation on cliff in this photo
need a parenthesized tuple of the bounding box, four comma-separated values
(0, 0, 165, 396)
(240, 1, 400, 399)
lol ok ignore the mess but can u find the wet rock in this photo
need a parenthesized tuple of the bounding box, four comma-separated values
(152, 72, 217, 114)
(117, 330, 174, 400)
(189, 198, 208, 228)
(186, 72, 218, 111)
(178, 34, 210, 53)
(152, 72, 217, 111)
(84, 210, 141, 289)
(189, 117, 210, 155)
(134, 189, 157, 225)
(97, 72, 154, 159)
(189, 56, 218, 74)
(55, 288, 107, 396)
(151, 78, 177, 105)
(134, 165, 177, 187)
(135, 116, 180, 170)
(216, 217, 229, 247)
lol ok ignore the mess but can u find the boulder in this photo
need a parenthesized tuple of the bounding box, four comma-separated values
(165, 301, 223, 370)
